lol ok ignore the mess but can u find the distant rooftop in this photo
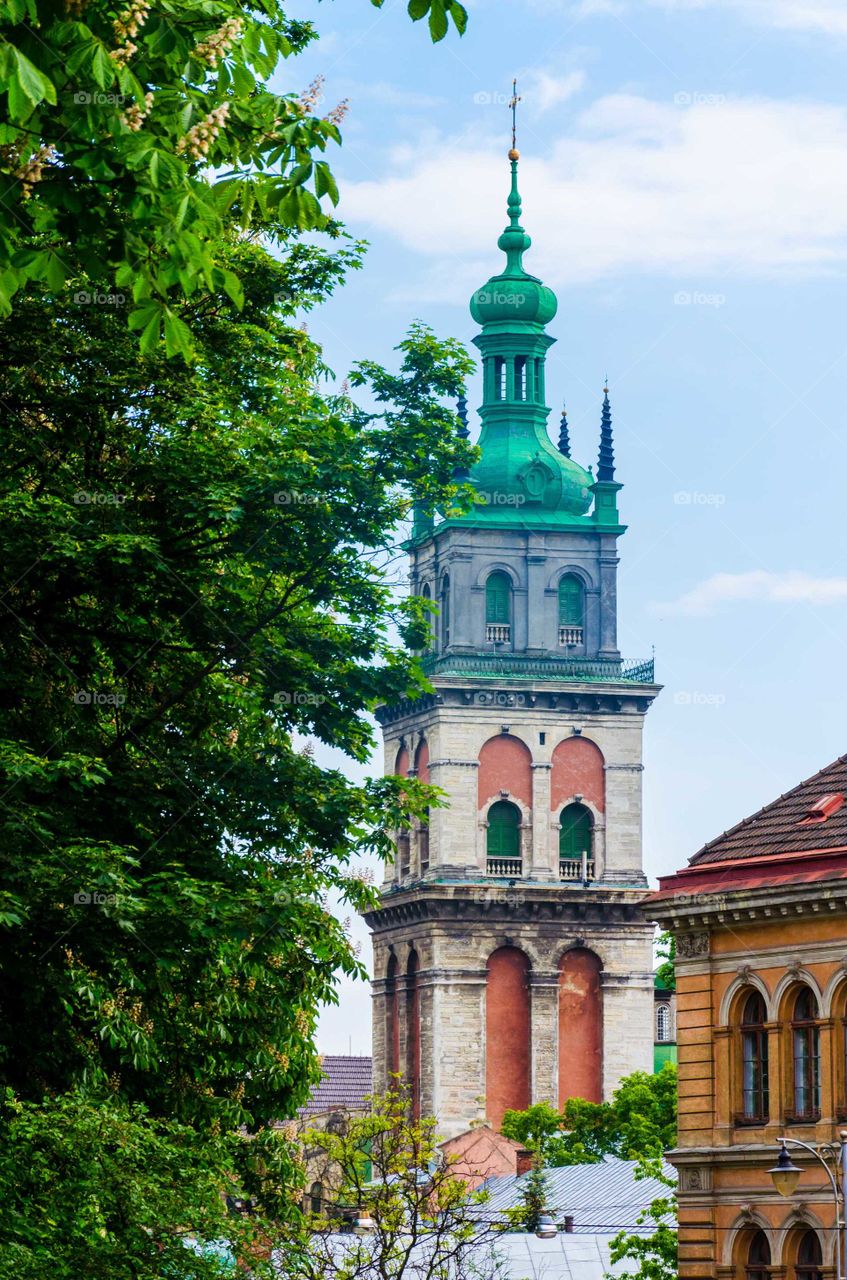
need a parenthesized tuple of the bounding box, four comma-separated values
(300, 1055, 373, 1118)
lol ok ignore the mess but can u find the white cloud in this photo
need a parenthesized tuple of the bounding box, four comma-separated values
(340, 93, 847, 294)
(341, 81, 446, 111)
(657, 570, 847, 616)
(656, 0, 847, 37)
(523, 68, 587, 114)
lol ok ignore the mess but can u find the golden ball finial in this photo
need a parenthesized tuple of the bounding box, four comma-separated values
(508, 147, 520, 161)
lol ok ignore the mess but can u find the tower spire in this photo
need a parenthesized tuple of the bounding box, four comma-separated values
(558, 403, 571, 457)
(597, 384, 615, 482)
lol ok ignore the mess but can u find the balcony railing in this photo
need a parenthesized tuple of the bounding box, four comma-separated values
(558, 626, 584, 646)
(420, 653, 655, 684)
(559, 857, 595, 882)
(485, 624, 511, 643)
(486, 857, 523, 877)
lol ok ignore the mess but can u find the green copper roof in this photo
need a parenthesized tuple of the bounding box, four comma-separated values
(469, 155, 558, 331)
(460, 151, 595, 526)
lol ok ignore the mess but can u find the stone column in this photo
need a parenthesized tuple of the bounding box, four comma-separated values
(602, 761, 645, 884)
(598, 547, 620, 658)
(429, 967, 488, 1140)
(526, 549, 547, 654)
(529, 969, 559, 1107)
(530, 762, 554, 878)
(428, 760, 479, 875)
(601, 969, 654, 1095)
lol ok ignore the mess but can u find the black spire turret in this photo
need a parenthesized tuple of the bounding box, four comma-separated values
(597, 385, 615, 482)
(557, 403, 571, 457)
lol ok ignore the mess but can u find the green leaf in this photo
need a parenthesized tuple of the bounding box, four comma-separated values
(428, 0, 449, 40)
(407, 0, 429, 19)
(9, 48, 56, 110)
(448, 0, 468, 34)
(163, 310, 194, 359)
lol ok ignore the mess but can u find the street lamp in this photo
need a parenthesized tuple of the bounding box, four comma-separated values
(768, 1133, 847, 1280)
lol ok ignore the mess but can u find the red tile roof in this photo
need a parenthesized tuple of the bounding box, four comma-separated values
(300, 1055, 373, 1117)
(688, 753, 847, 865)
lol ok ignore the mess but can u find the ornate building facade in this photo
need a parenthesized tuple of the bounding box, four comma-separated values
(365, 147, 660, 1139)
(646, 754, 847, 1280)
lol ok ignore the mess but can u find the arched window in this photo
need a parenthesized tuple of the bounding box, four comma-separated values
(792, 987, 821, 1120)
(486, 800, 521, 870)
(746, 1230, 771, 1280)
(485, 571, 512, 643)
(440, 575, 450, 649)
(494, 357, 505, 400)
(795, 1230, 823, 1280)
(406, 950, 421, 1119)
(740, 991, 769, 1123)
(515, 356, 526, 400)
(558, 574, 584, 646)
(309, 1181, 323, 1215)
(656, 1002, 672, 1043)
(559, 802, 593, 877)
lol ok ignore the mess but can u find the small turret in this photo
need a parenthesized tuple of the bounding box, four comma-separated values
(558, 404, 571, 458)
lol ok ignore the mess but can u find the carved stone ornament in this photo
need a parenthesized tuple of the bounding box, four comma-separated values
(677, 931, 710, 959)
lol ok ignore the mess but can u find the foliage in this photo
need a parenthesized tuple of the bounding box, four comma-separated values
(0, 0, 466, 350)
(0, 228, 475, 1230)
(505, 1158, 549, 1234)
(607, 1157, 677, 1280)
(655, 932, 676, 990)
(280, 1085, 504, 1280)
(0, 1088, 279, 1280)
(501, 1065, 678, 1166)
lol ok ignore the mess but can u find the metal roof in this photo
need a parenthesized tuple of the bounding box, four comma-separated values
(480, 1155, 676, 1233)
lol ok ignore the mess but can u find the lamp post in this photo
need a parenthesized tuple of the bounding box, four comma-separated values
(768, 1132, 847, 1280)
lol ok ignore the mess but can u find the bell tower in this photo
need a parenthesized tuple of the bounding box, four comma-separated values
(365, 135, 660, 1140)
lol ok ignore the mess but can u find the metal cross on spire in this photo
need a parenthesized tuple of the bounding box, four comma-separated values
(509, 78, 521, 154)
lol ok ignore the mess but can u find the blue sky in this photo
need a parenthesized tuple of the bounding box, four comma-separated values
(283, 0, 847, 1053)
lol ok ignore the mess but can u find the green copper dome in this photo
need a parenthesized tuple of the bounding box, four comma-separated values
(470, 153, 558, 331)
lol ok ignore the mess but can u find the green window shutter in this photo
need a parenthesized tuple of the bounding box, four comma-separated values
(487, 801, 520, 858)
(558, 575, 584, 627)
(486, 572, 511, 624)
(559, 804, 593, 860)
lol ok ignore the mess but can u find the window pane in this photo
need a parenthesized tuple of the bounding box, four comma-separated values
(559, 804, 592, 860)
(558, 575, 584, 626)
(487, 801, 520, 858)
(486, 573, 511, 624)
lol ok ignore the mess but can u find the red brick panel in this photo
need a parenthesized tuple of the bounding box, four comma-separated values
(550, 737, 605, 812)
(486, 947, 531, 1128)
(558, 947, 602, 1105)
(414, 739, 429, 785)
(478, 735, 532, 809)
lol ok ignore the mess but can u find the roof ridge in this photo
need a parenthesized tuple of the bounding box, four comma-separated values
(689, 752, 847, 865)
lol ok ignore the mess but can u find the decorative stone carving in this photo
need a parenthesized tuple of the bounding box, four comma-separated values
(677, 931, 710, 959)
